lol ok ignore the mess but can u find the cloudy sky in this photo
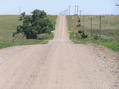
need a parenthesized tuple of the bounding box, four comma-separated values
(0, 0, 118, 15)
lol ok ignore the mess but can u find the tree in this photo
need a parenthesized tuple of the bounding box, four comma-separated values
(13, 9, 54, 39)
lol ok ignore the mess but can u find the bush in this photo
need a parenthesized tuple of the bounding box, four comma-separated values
(13, 9, 54, 39)
(93, 35, 99, 40)
(78, 30, 88, 39)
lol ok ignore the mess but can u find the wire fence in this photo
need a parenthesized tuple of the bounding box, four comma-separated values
(61, 5, 119, 42)
(68, 15, 119, 42)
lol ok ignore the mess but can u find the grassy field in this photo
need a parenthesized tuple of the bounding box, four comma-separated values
(0, 15, 57, 48)
(67, 15, 119, 51)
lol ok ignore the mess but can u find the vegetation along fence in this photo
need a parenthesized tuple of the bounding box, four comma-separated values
(68, 15, 119, 42)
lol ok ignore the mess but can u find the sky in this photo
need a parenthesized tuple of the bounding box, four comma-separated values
(0, 0, 119, 15)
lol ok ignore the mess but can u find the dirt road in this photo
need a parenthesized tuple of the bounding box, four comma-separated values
(0, 16, 118, 89)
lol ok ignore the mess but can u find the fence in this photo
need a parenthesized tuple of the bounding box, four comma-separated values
(70, 15, 119, 42)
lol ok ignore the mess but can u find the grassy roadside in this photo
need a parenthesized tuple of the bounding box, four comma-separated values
(67, 15, 119, 51)
(0, 15, 57, 49)
(97, 40, 119, 51)
(0, 33, 54, 48)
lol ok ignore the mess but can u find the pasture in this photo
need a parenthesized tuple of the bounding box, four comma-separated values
(0, 15, 57, 48)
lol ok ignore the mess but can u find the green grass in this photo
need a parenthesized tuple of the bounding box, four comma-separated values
(0, 40, 47, 49)
(0, 15, 57, 49)
(67, 15, 119, 51)
(97, 40, 119, 51)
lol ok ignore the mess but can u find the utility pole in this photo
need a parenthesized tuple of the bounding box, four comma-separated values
(74, 5, 78, 15)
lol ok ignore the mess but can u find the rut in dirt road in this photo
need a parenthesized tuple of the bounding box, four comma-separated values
(0, 16, 118, 89)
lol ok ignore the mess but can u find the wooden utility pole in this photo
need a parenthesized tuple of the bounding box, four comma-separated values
(74, 5, 78, 15)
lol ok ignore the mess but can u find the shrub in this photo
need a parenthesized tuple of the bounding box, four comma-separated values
(78, 30, 88, 39)
(93, 35, 99, 40)
(13, 9, 54, 39)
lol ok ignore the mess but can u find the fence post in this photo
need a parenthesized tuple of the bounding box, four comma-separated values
(90, 16, 93, 36)
(83, 15, 85, 30)
(99, 16, 102, 38)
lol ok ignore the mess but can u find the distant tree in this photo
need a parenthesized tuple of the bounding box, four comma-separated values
(13, 9, 54, 39)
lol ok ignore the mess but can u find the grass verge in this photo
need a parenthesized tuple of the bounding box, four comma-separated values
(67, 15, 119, 51)
(97, 40, 119, 51)
(0, 15, 57, 49)
(70, 31, 119, 51)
